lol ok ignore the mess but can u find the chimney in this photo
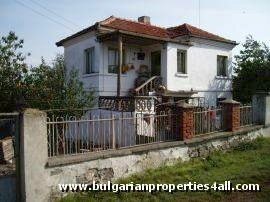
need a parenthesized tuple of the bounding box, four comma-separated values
(138, 16, 151, 24)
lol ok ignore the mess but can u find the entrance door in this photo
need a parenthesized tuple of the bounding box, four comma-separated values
(151, 51, 161, 76)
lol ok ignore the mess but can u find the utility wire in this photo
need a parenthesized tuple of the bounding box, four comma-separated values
(28, 0, 80, 28)
(14, 0, 75, 32)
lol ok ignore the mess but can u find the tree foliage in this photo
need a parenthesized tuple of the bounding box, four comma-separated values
(0, 32, 95, 112)
(233, 36, 270, 103)
(0, 32, 29, 111)
(24, 55, 95, 111)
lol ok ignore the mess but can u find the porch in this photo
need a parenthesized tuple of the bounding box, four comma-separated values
(96, 30, 191, 97)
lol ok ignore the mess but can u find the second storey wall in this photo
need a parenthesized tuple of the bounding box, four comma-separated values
(64, 32, 102, 93)
(166, 41, 233, 93)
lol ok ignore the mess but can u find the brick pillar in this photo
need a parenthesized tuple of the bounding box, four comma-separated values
(177, 103, 194, 140)
(220, 99, 240, 132)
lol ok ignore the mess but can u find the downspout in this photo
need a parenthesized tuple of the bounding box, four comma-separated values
(117, 34, 123, 96)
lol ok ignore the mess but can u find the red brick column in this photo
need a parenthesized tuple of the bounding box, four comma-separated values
(220, 99, 240, 132)
(178, 104, 194, 140)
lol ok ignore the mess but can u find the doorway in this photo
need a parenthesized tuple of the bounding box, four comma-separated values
(151, 51, 161, 76)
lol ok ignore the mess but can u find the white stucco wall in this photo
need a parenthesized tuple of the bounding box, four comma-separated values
(64, 32, 102, 92)
(165, 39, 234, 106)
(63, 33, 235, 105)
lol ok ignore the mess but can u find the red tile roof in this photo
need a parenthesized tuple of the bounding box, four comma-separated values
(167, 23, 233, 43)
(56, 16, 236, 46)
(100, 16, 171, 39)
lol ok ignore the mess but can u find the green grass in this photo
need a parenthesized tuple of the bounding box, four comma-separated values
(61, 137, 270, 202)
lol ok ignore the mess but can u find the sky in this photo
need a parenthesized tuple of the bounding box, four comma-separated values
(1, 0, 270, 66)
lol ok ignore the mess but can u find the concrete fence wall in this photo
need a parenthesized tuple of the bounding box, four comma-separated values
(19, 93, 270, 202)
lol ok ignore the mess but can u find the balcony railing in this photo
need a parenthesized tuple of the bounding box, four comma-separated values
(99, 96, 157, 113)
(134, 76, 163, 96)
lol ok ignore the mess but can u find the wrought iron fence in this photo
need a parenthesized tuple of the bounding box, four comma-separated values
(98, 96, 135, 112)
(240, 106, 253, 126)
(194, 107, 225, 135)
(46, 108, 179, 157)
(99, 96, 157, 113)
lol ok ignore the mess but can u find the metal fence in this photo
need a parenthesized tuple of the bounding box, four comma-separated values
(194, 107, 225, 135)
(240, 106, 253, 127)
(47, 108, 179, 157)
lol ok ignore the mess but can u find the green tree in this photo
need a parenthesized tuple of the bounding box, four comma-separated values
(0, 32, 29, 112)
(233, 36, 270, 103)
(25, 54, 95, 111)
(0, 32, 95, 112)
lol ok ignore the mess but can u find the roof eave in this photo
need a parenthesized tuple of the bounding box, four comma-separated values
(97, 28, 193, 46)
(190, 35, 238, 46)
(55, 23, 100, 47)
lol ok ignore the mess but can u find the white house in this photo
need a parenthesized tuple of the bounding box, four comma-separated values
(56, 16, 237, 107)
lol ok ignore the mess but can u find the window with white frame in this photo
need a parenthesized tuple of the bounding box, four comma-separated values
(177, 49, 187, 74)
(108, 47, 125, 74)
(217, 55, 228, 76)
(84, 47, 97, 74)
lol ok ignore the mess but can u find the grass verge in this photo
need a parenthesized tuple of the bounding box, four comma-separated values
(61, 137, 270, 202)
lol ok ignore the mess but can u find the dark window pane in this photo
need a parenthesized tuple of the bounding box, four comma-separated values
(85, 47, 96, 74)
(217, 55, 228, 76)
(108, 48, 125, 74)
(177, 50, 186, 73)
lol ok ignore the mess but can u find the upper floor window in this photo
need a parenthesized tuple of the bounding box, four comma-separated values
(217, 55, 228, 76)
(84, 47, 97, 74)
(108, 48, 125, 74)
(177, 49, 187, 74)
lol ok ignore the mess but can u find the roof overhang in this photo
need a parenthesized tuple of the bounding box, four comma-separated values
(97, 30, 193, 46)
(56, 23, 99, 47)
(190, 35, 239, 46)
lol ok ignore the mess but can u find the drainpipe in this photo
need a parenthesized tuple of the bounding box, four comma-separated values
(117, 34, 122, 96)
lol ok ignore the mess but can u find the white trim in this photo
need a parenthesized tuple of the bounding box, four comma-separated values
(82, 73, 128, 77)
(215, 76, 231, 80)
(82, 73, 99, 77)
(175, 73, 188, 78)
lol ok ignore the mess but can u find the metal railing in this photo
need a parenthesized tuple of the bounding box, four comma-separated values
(99, 96, 158, 113)
(194, 107, 225, 135)
(240, 106, 253, 127)
(98, 96, 135, 112)
(47, 109, 179, 157)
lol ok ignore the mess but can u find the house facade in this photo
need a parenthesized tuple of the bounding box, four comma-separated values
(56, 16, 237, 107)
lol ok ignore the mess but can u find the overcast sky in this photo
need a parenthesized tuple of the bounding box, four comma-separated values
(1, 0, 270, 66)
